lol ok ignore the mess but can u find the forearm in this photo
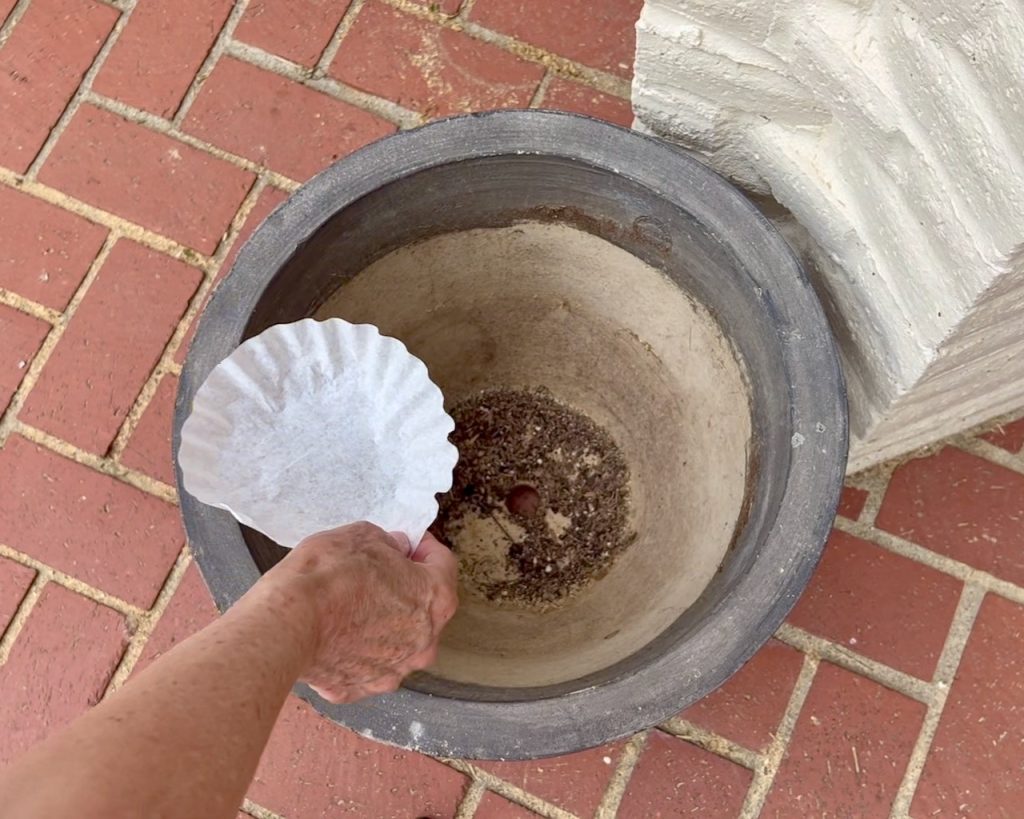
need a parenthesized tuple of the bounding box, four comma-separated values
(0, 582, 313, 819)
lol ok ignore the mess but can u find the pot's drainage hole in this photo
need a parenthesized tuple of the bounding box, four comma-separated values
(433, 386, 635, 609)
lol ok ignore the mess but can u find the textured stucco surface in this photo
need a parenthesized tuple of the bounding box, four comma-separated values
(632, 0, 1024, 469)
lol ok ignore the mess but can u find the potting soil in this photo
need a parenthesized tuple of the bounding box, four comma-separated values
(432, 386, 635, 608)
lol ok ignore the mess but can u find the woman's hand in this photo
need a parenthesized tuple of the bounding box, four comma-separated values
(249, 522, 459, 703)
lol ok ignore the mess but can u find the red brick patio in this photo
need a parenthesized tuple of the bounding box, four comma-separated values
(1, 0, 1023, 816)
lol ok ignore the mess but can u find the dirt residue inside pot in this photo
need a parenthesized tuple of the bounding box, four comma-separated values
(432, 387, 634, 609)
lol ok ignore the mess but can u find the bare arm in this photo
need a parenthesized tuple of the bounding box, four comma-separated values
(0, 524, 458, 819)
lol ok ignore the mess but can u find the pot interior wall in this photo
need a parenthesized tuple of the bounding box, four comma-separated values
(315, 222, 750, 688)
(241, 155, 792, 700)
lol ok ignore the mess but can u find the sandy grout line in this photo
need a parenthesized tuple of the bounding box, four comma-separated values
(223, 38, 422, 129)
(314, 0, 367, 76)
(0, 233, 116, 448)
(14, 421, 177, 503)
(456, 0, 479, 20)
(25, 0, 138, 179)
(658, 718, 761, 771)
(775, 623, 934, 703)
(890, 583, 985, 817)
(957, 434, 1024, 477)
(528, 70, 554, 108)
(0, 542, 144, 620)
(377, 0, 632, 100)
(241, 797, 286, 819)
(0, 571, 46, 666)
(443, 759, 578, 819)
(0, 167, 214, 269)
(84, 91, 301, 193)
(847, 460, 897, 527)
(103, 546, 193, 695)
(107, 176, 269, 461)
(739, 653, 818, 818)
(454, 778, 487, 819)
(0, 287, 61, 325)
(171, 0, 251, 128)
(834, 516, 1024, 607)
(594, 730, 647, 818)
(0, 0, 31, 48)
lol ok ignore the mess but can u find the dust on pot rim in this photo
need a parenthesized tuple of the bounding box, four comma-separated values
(174, 110, 848, 760)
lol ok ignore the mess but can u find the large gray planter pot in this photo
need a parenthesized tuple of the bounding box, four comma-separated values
(174, 111, 847, 760)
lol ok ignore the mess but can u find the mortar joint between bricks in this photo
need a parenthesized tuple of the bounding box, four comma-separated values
(739, 653, 818, 819)
(375, 0, 631, 99)
(171, 0, 252, 128)
(439, 759, 577, 819)
(313, 0, 368, 76)
(775, 622, 935, 704)
(595, 730, 649, 819)
(107, 176, 269, 461)
(103, 546, 193, 695)
(82, 90, 302, 197)
(453, 779, 487, 819)
(24, 0, 141, 179)
(0, 232, 117, 448)
(13, 421, 178, 504)
(0, 167, 214, 272)
(658, 718, 762, 771)
(890, 583, 987, 815)
(0, 570, 46, 666)
(833, 516, 1024, 607)
(0, 288, 62, 326)
(0, 0, 32, 50)
(0, 542, 144, 620)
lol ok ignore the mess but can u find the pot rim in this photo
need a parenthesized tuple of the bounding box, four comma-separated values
(174, 110, 848, 760)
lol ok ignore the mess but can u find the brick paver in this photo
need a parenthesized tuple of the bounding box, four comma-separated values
(132, 563, 217, 677)
(332, 2, 545, 118)
(0, 305, 49, 415)
(1, 0, 1023, 815)
(0, 584, 126, 765)
(469, 0, 642, 76)
(0, 186, 107, 310)
(680, 638, 804, 751)
(0, 435, 184, 607)
(543, 78, 634, 127)
(185, 57, 394, 182)
(913, 594, 1024, 817)
(39, 104, 255, 254)
(481, 742, 623, 817)
(475, 791, 540, 817)
(837, 485, 869, 520)
(619, 731, 752, 817)
(21, 241, 201, 454)
(983, 417, 1024, 454)
(763, 662, 925, 818)
(235, 0, 354, 67)
(0, 557, 36, 635)
(120, 374, 179, 486)
(877, 446, 1024, 586)
(788, 530, 963, 680)
(173, 185, 290, 365)
(248, 698, 468, 818)
(94, 0, 235, 118)
(0, 0, 118, 173)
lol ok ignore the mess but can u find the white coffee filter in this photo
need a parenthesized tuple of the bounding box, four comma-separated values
(178, 318, 458, 550)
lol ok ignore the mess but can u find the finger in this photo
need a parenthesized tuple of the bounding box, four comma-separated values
(412, 533, 458, 581)
(386, 530, 413, 556)
(361, 674, 404, 696)
(399, 643, 439, 674)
